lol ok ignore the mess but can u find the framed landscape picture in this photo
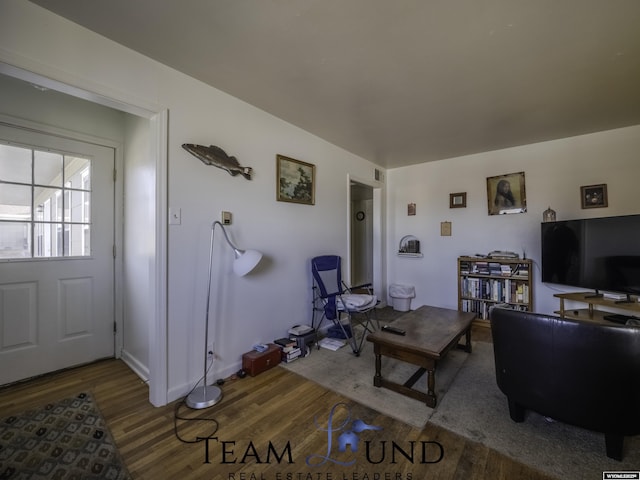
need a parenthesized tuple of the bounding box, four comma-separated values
(276, 155, 315, 205)
(486, 172, 527, 215)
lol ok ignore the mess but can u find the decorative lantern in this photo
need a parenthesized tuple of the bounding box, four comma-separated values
(543, 206, 556, 223)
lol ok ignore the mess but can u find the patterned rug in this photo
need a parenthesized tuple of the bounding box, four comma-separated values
(0, 392, 130, 479)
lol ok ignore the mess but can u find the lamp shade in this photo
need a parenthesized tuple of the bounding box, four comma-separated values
(233, 249, 263, 276)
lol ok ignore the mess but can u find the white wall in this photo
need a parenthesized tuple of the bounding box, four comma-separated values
(0, 0, 384, 402)
(386, 125, 640, 316)
(121, 115, 152, 379)
(164, 79, 382, 397)
(0, 74, 125, 141)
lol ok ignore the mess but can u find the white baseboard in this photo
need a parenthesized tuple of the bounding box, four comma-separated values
(120, 350, 149, 383)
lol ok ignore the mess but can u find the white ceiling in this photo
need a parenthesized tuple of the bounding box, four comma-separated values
(29, 0, 640, 169)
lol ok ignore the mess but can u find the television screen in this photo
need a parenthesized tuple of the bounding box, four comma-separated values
(541, 214, 640, 295)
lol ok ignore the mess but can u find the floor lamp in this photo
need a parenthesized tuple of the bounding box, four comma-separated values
(186, 220, 263, 409)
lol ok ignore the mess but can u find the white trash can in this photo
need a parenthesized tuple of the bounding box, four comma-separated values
(389, 284, 415, 312)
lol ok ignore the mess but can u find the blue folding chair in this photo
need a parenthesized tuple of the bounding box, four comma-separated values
(311, 255, 379, 356)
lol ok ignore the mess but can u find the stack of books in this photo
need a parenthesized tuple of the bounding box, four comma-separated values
(473, 261, 490, 275)
(514, 263, 530, 278)
(488, 262, 502, 276)
(274, 337, 303, 363)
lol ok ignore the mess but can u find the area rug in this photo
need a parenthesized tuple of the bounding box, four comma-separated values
(429, 342, 640, 479)
(280, 331, 470, 428)
(0, 392, 130, 480)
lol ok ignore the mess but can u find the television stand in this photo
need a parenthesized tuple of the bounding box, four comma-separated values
(555, 292, 640, 324)
(615, 294, 635, 305)
(584, 290, 603, 299)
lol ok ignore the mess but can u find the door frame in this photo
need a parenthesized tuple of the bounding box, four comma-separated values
(346, 174, 385, 305)
(0, 62, 169, 406)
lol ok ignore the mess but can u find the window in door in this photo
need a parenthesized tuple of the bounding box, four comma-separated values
(0, 142, 92, 259)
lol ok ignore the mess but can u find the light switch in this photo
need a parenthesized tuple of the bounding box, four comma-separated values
(221, 211, 232, 225)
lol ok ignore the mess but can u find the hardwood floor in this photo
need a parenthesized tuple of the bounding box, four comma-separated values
(0, 325, 553, 480)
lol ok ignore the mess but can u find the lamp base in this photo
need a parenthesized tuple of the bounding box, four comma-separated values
(185, 385, 223, 409)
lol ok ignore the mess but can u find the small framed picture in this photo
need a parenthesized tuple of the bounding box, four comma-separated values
(487, 172, 527, 215)
(407, 203, 416, 216)
(276, 155, 315, 205)
(449, 192, 466, 209)
(581, 184, 608, 209)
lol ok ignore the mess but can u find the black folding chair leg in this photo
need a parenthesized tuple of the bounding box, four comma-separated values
(335, 320, 359, 355)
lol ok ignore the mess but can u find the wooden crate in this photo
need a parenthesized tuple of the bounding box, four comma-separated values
(241, 344, 281, 376)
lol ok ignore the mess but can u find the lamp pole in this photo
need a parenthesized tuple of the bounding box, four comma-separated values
(186, 221, 262, 409)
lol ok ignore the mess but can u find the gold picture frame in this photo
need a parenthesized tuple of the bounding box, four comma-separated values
(486, 171, 527, 215)
(276, 155, 315, 205)
(449, 192, 466, 208)
(581, 184, 608, 209)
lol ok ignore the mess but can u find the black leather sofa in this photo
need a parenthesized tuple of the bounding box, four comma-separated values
(490, 307, 640, 460)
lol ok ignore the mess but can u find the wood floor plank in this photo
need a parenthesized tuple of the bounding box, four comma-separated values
(0, 345, 554, 480)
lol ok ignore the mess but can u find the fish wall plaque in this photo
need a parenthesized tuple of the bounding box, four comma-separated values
(182, 143, 252, 180)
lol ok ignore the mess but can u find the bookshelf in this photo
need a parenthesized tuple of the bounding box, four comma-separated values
(457, 256, 533, 326)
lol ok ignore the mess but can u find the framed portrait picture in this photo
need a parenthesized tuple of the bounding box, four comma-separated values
(581, 184, 608, 209)
(276, 155, 315, 205)
(486, 172, 527, 215)
(449, 192, 466, 208)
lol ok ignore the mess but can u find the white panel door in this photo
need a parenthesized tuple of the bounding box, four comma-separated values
(0, 124, 114, 385)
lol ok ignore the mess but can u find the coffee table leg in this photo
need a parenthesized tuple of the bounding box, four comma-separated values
(464, 327, 472, 353)
(373, 346, 382, 387)
(456, 327, 472, 353)
(426, 367, 436, 407)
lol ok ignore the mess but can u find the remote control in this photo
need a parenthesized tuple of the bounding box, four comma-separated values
(381, 325, 406, 335)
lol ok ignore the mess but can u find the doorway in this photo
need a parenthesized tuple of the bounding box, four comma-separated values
(348, 176, 383, 304)
(0, 63, 168, 406)
(350, 181, 374, 287)
(0, 124, 115, 385)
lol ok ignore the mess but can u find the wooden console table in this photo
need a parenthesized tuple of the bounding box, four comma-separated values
(555, 292, 640, 323)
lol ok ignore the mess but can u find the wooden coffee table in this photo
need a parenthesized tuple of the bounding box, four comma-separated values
(366, 305, 475, 407)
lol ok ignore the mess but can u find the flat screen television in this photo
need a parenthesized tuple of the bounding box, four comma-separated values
(541, 214, 640, 296)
